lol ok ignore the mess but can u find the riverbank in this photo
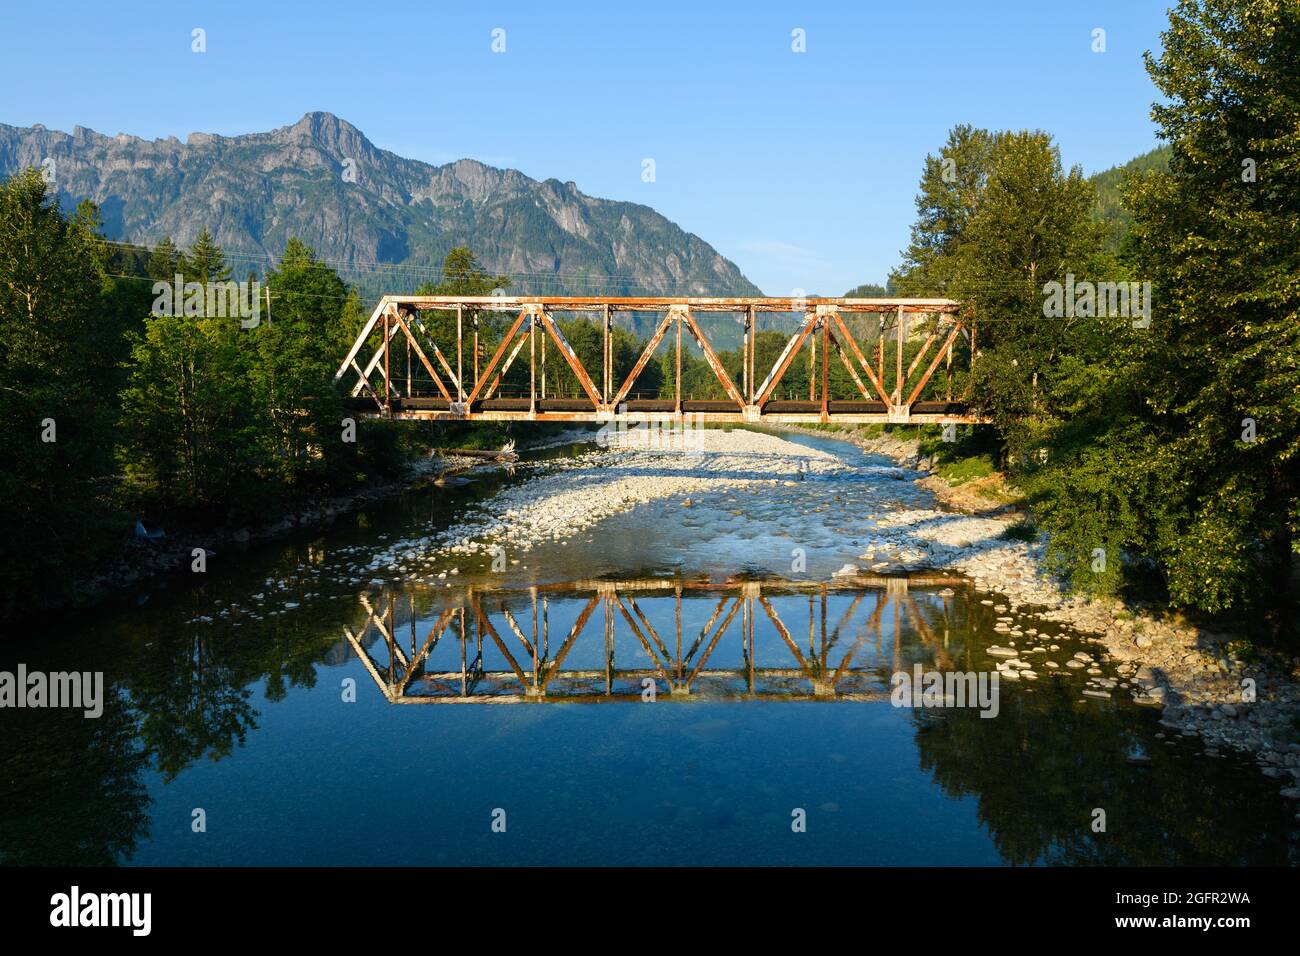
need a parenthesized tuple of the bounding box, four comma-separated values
(802, 423, 1300, 808)
(77, 450, 485, 605)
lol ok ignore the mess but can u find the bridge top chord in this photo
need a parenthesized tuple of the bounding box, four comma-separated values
(379, 294, 963, 314)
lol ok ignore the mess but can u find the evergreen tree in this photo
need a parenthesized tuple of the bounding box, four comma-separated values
(1121, 0, 1299, 615)
(185, 227, 231, 284)
(0, 170, 124, 609)
(147, 236, 181, 282)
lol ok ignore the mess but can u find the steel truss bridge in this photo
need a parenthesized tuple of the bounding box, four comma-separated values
(343, 576, 967, 704)
(335, 295, 987, 425)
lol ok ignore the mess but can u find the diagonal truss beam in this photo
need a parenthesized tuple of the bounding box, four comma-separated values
(484, 328, 530, 400)
(609, 311, 675, 409)
(825, 325, 872, 401)
(614, 594, 677, 687)
(391, 309, 451, 400)
(680, 308, 745, 407)
(397, 606, 458, 694)
(686, 595, 743, 685)
(349, 314, 400, 397)
(754, 312, 817, 405)
(469, 595, 530, 689)
(759, 595, 815, 676)
(540, 310, 603, 406)
(335, 297, 390, 382)
(905, 322, 963, 406)
(540, 596, 600, 686)
(831, 312, 892, 405)
(465, 309, 530, 405)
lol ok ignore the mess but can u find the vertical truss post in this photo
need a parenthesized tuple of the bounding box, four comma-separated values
(473, 312, 480, 390)
(602, 304, 611, 403)
(946, 333, 953, 401)
(386, 600, 396, 687)
(820, 312, 830, 421)
(540, 324, 547, 400)
(741, 308, 750, 402)
(820, 586, 828, 660)
(808, 592, 816, 658)
(675, 585, 683, 686)
(529, 313, 537, 417)
(460, 607, 467, 696)
(876, 315, 885, 394)
(749, 592, 756, 692)
(604, 592, 613, 696)
(808, 326, 815, 402)
(747, 306, 756, 404)
(893, 305, 904, 409)
(456, 304, 464, 402)
(675, 307, 683, 415)
(382, 307, 391, 413)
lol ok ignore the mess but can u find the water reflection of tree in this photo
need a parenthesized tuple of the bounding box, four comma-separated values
(0, 684, 149, 865)
(3, 573, 360, 864)
(128, 631, 260, 781)
(123, 611, 348, 780)
(913, 680, 1293, 865)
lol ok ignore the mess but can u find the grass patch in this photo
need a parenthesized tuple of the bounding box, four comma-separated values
(917, 424, 1001, 486)
(932, 454, 996, 486)
(999, 518, 1038, 542)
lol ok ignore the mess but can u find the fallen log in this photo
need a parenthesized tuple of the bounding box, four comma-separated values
(438, 447, 517, 460)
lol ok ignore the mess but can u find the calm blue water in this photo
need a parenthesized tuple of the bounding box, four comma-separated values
(2, 435, 1295, 866)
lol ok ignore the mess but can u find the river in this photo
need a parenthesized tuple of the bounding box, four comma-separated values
(2, 429, 1295, 865)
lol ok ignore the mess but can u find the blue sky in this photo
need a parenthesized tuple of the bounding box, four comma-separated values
(0, 1, 1172, 295)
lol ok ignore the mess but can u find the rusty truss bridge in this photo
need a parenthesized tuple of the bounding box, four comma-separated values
(335, 295, 986, 425)
(343, 576, 968, 704)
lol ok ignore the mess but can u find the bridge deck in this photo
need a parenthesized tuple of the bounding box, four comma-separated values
(350, 396, 985, 424)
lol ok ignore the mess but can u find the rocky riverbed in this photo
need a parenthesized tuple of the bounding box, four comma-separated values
(816, 424, 1300, 810)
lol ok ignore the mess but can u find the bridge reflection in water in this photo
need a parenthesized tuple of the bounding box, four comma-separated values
(344, 576, 970, 704)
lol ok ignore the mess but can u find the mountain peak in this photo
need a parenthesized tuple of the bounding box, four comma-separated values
(289, 110, 360, 139)
(260, 111, 376, 161)
(0, 114, 761, 301)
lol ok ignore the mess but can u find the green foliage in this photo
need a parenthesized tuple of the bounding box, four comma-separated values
(119, 302, 260, 512)
(896, 127, 1108, 432)
(0, 171, 130, 610)
(1090, 146, 1172, 253)
(118, 233, 407, 522)
(1119, 0, 1300, 615)
(890, 1, 1298, 625)
(1015, 0, 1299, 616)
(917, 425, 999, 485)
(418, 246, 509, 297)
(844, 281, 891, 297)
(0, 166, 445, 612)
(999, 519, 1038, 542)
